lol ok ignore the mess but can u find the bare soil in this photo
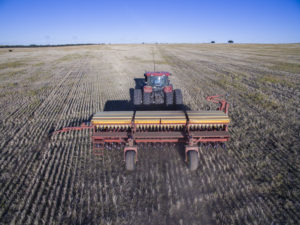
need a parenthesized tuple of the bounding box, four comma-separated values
(0, 44, 299, 225)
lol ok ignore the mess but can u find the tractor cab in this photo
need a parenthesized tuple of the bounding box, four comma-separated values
(144, 72, 170, 89)
(148, 75, 168, 87)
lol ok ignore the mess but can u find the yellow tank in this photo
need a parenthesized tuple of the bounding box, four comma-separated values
(91, 110, 230, 130)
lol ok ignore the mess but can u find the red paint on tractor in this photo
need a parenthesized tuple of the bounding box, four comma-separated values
(163, 85, 173, 93)
(143, 85, 153, 93)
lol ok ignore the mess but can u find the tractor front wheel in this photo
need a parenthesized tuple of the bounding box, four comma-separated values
(188, 150, 199, 171)
(174, 89, 183, 105)
(125, 151, 136, 171)
(133, 89, 142, 105)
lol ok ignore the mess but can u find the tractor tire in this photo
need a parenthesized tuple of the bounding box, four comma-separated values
(174, 89, 183, 105)
(133, 89, 142, 105)
(188, 150, 199, 171)
(143, 92, 151, 105)
(125, 151, 136, 171)
(165, 92, 173, 106)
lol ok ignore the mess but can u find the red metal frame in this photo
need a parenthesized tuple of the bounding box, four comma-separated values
(145, 71, 170, 76)
(53, 123, 92, 134)
(93, 142, 104, 156)
(143, 85, 153, 93)
(163, 85, 173, 93)
(206, 95, 229, 114)
(54, 95, 230, 162)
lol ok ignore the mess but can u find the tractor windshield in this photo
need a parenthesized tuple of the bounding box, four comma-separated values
(148, 75, 167, 87)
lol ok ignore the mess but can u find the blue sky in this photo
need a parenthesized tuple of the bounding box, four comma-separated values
(0, 0, 299, 44)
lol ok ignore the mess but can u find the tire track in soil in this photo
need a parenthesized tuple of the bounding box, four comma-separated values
(158, 47, 262, 223)
(158, 45, 300, 224)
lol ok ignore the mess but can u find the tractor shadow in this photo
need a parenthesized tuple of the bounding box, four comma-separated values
(103, 100, 133, 111)
(103, 78, 144, 111)
(103, 97, 190, 111)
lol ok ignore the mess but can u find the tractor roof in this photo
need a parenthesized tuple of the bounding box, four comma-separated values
(145, 71, 170, 76)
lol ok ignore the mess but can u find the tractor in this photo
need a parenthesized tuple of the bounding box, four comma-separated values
(133, 72, 183, 106)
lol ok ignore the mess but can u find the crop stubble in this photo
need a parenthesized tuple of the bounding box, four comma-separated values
(0, 44, 299, 225)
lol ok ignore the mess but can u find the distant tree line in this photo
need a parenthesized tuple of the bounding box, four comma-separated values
(1, 41, 236, 48)
(0, 43, 105, 48)
(210, 40, 235, 44)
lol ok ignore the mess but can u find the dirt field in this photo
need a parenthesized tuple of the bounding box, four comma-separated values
(0, 44, 299, 225)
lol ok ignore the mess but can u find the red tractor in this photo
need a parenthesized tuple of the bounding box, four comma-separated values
(133, 72, 183, 106)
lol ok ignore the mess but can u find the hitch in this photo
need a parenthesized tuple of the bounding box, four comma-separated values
(206, 95, 229, 114)
(53, 122, 93, 134)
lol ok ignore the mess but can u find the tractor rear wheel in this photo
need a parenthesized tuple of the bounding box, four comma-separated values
(143, 92, 151, 105)
(134, 89, 142, 105)
(174, 89, 183, 105)
(188, 150, 199, 171)
(165, 92, 173, 106)
(125, 151, 136, 171)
